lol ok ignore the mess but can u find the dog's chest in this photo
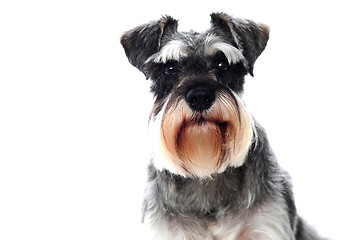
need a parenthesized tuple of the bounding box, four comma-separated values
(144, 199, 292, 240)
(143, 167, 292, 240)
(145, 212, 258, 240)
(207, 218, 251, 240)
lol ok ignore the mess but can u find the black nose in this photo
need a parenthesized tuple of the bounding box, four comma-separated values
(185, 86, 216, 111)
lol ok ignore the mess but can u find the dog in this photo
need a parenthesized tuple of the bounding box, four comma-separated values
(120, 12, 324, 240)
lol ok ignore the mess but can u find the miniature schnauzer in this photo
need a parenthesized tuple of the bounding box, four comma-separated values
(120, 12, 324, 240)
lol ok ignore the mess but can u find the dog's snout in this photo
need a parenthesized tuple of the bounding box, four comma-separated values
(185, 86, 215, 111)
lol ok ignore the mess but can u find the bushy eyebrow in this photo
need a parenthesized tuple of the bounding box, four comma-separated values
(147, 40, 188, 63)
(204, 35, 246, 65)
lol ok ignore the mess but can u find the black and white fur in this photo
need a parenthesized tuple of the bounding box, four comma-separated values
(121, 12, 324, 240)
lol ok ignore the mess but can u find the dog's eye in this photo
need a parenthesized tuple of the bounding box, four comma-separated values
(164, 64, 177, 75)
(216, 59, 229, 71)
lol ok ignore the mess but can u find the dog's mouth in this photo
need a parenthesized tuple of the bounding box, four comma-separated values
(175, 113, 229, 151)
(175, 116, 228, 170)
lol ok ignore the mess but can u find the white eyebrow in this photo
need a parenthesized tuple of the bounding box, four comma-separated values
(204, 35, 245, 65)
(147, 40, 188, 63)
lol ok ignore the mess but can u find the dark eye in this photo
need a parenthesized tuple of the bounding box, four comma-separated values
(164, 64, 177, 75)
(216, 59, 229, 71)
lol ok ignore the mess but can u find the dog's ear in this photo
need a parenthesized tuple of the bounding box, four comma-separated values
(210, 13, 270, 76)
(120, 16, 179, 72)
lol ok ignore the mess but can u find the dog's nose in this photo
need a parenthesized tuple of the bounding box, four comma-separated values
(185, 86, 215, 111)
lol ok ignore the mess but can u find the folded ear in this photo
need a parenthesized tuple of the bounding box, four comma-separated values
(210, 12, 270, 76)
(120, 16, 178, 72)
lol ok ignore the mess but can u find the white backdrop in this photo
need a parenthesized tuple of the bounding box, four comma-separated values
(0, 0, 339, 239)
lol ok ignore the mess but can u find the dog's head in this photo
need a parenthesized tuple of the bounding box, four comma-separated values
(121, 13, 269, 178)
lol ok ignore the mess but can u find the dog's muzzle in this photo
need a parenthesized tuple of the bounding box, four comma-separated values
(150, 82, 254, 178)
